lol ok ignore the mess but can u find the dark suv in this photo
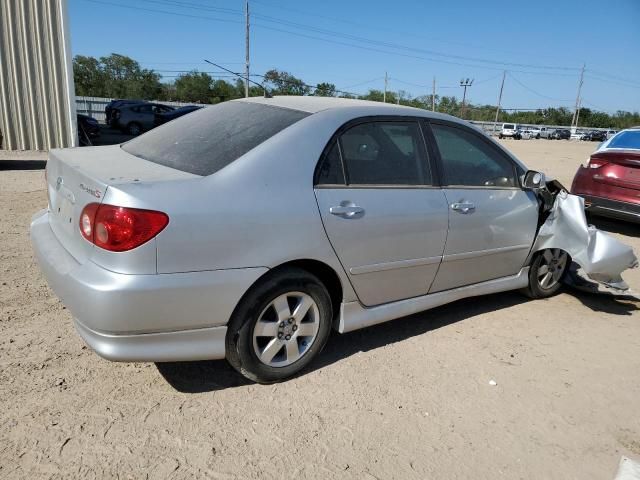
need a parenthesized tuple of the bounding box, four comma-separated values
(552, 129, 571, 140)
(111, 103, 175, 135)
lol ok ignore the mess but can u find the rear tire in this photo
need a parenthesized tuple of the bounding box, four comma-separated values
(126, 122, 142, 136)
(225, 267, 333, 384)
(522, 249, 570, 299)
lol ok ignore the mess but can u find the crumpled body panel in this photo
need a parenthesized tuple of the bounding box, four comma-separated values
(531, 191, 638, 290)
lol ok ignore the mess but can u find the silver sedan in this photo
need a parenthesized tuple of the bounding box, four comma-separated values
(31, 96, 583, 383)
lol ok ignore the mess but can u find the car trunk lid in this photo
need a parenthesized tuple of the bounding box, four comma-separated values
(46, 145, 198, 265)
(591, 150, 640, 191)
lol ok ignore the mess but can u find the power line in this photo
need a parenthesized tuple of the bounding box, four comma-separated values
(83, 0, 581, 74)
(82, 0, 243, 24)
(248, 0, 575, 62)
(507, 72, 573, 103)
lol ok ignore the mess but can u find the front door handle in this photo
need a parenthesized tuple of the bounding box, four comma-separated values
(330, 204, 364, 218)
(451, 202, 476, 214)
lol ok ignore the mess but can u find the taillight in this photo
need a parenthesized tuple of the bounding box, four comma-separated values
(588, 156, 609, 169)
(79, 203, 169, 252)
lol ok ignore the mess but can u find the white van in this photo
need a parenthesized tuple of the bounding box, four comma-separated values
(499, 123, 520, 139)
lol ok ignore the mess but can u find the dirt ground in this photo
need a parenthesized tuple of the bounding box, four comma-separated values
(1, 140, 638, 479)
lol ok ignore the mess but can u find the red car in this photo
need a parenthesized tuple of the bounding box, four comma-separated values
(571, 128, 640, 223)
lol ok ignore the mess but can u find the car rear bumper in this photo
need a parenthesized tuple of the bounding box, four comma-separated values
(582, 195, 640, 223)
(30, 209, 268, 361)
(74, 318, 227, 362)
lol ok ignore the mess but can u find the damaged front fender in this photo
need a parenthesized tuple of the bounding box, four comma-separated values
(530, 190, 638, 291)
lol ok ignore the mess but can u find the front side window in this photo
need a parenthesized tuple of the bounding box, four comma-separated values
(431, 123, 517, 188)
(338, 121, 431, 186)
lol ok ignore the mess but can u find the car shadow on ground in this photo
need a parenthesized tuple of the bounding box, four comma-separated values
(567, 288, 639, 316)
(156, 287, 634, 393)
(0, 160, 46, 170)
(157, 292, 530, 393)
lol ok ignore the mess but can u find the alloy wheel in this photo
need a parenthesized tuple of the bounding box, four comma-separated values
(537, 249, 568, 290)
(252, 291, 320, 368)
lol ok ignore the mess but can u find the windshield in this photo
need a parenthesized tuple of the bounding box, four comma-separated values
(122, 101, 310, 176)
(607, 130, 640, 150)
(504, 124, 515, 129)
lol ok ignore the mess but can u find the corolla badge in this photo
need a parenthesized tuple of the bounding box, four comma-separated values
(79, 182, 102, 199)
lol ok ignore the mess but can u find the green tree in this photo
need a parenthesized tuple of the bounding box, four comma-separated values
(73, 55, 105, 96)
(174, 71, 213, 103)
(264, 69, 310, 96)
(314, 82, 336, 97)
(73, 53, 162, 100)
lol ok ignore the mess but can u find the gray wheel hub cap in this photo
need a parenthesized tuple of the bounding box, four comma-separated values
(537, 249, 568, 290)
(252, 292, 320, 368)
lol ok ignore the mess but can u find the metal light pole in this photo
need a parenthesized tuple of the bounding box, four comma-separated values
(460, 78, 474, 118)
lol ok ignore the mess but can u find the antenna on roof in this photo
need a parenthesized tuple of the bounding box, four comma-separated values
(203, 59, 272, 98)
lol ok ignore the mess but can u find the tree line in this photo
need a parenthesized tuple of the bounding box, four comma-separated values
(73, 53, 640, 129)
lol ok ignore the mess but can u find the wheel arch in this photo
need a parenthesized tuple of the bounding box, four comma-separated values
(231, 259, 345, 331)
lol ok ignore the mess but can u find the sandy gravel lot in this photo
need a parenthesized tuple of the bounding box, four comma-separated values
(1, 140, 638, 479)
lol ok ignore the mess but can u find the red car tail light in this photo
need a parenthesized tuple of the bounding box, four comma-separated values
(79, 203, 169, 252)
(588, 156, 609, 169)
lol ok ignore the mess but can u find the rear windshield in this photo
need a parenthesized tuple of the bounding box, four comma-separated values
(122, 101, 310, 176)
(503, 124, 515, 129)
(607, 130, 640, 150)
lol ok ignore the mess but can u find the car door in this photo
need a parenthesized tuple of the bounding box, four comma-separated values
(426, 121, 539, 293)
(314, 118, 449, 306)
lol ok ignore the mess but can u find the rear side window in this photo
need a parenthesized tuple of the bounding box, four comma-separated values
(123, 102, 309, 176)
(338, 121, 431, 185)
(607, 130, 640, 149)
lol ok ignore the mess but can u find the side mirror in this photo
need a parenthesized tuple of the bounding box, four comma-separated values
(523, 170, 546, 190)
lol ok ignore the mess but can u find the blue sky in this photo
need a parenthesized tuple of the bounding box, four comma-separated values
(69, 0, 640, 113)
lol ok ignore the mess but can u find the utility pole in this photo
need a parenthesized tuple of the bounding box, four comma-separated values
(244, 0, 250, 98)
(575, 97, 582, 129)
(432, 76, 436, 112)
(493, 70, 506, 134)
(571, 63, 585, 129)
(459, 78, 474, 118)
(383, 72, 388, 103)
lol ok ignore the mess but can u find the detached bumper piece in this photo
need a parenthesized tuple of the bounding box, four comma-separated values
(532, 191, 638, 292)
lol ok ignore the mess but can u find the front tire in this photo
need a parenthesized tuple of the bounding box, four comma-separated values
(522, 249, 569, 299)
(225, 268, 333, 383)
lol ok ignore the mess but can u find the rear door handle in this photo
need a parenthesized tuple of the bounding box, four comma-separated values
(330, 204, 364, 217)
(451, 202, 475, 214)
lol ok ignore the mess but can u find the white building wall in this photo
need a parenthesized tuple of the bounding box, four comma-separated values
(0, 0, 76, 150)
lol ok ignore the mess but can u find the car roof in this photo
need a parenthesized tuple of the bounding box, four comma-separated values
(235, 95, 459, 122)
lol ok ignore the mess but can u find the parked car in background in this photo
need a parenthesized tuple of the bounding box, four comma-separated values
(528, 127, 541, 139)
(581, 130, 607, 142)
(552, 129, 571, 140)
(76, 113, 100, 144)
(519, 129, 536, 140)
(154, 105, 204, 126)
(105, 99, 145, 126)
(590, 131, 608, 142)
(539, 127, 555, 139)
(32, 96, 579, 383)
(111, 102, 175, 135)
(571, 128, 640, 222)
(606, 129, 618, 139)
(499, 123, 521, 139)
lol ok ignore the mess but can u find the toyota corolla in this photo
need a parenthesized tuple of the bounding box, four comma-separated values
(31, 96, 635, 383)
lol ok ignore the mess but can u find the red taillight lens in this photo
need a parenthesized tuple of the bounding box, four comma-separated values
(588, 156, 609, 169)
(79, 203, 168, 252)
